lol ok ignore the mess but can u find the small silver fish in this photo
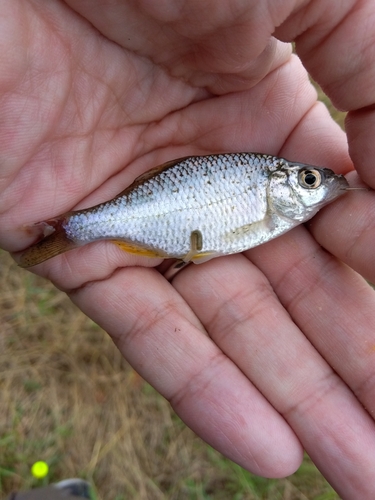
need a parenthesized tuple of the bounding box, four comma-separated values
(18, 153, 349, 268)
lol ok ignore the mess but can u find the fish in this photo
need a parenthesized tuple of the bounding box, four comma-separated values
(18, 153, 349, 269)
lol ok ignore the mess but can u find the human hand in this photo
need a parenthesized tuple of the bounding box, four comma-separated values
(1, 1, 375, 497)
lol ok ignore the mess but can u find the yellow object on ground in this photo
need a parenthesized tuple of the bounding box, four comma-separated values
(31, 461, 49, 478)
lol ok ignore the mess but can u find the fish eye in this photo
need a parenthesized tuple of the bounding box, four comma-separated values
(298, 169, 322, 189)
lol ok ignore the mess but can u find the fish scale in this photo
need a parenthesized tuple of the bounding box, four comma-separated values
(18, 153, 349, 268)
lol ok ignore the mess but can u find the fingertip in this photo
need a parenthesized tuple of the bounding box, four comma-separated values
(169, 351, 304, 479)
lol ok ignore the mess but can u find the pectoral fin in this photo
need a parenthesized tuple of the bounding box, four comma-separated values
(225, 216, 275, 241)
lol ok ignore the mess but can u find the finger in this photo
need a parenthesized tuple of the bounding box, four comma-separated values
(276, 0, 375, 112)
(0, 0, 203, 247)
(278, 99, 352, 174)
(308, 170, 375, 284)
(276, 0, 375, 188)
(147, 55, 336, 165)
(173, 253, 375, 498)
(69, 266, 303, 478)
(66, 0, 292, 93)
(247, 225, 375, 414)
(23, 240, 164, 291)
(347, 110, 375, 189)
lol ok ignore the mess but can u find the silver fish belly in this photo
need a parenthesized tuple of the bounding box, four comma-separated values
(18, 153, 349, 267)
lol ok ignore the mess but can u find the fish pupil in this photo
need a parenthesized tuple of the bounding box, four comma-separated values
(304, 172, 317, 185)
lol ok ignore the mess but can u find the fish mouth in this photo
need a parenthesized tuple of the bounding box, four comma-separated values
(336, 175, 350, 190)
(322, 169, 347, 182)
(332, 174, 368, 192)
(321, 169, 369, 192)
(320, 170, 349, 201)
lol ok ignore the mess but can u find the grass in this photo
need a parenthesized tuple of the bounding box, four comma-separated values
(0, 82, 344, 500)
(0, 258, 339, 500)
(314, 85, 346, 131)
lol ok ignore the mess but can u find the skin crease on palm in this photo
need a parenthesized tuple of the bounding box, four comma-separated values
(1, 0, 375, 497)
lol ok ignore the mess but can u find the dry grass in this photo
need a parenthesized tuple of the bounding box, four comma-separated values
(0, 250, 339, 500)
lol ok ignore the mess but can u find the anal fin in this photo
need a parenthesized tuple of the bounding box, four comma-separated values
(112, 240, 166, 258)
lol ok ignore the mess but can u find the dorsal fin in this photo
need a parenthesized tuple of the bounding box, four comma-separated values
(115, 156, 190, 198)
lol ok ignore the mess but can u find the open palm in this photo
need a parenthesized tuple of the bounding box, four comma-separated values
(2, 2, 375, 497)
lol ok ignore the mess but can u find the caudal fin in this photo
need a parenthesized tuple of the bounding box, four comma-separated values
(18, 221, 77, 268)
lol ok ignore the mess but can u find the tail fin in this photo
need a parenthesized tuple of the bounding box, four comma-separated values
(18, 220, 77, 268)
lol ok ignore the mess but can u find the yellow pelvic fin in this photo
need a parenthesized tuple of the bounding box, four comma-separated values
(190, 251, 218, 263)
(112, 241, 165, 258)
